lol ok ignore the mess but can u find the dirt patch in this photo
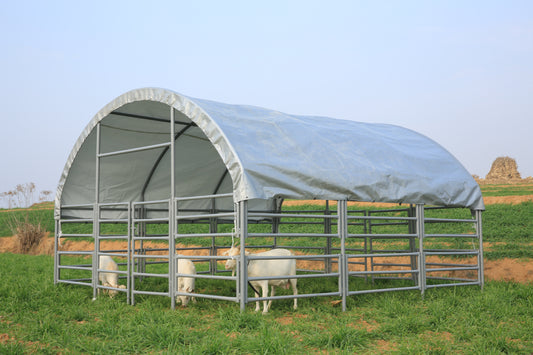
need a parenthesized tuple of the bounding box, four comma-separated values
(0, 233, 55, 256)
(373, 339, 398, 354)
(276, 316, 294, 326)
(0, 333, 14, 344)
(482, 195, 533, 204)
(483, 259, 533, 283)
(347, 319, 379, 332)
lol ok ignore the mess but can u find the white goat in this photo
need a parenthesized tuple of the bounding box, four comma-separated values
(224, 245, 298, 314)
(98, 255, 126, 298)
(176, 256, 197, 307)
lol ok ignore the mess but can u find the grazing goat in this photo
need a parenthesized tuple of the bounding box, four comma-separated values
(98, 255, 126, 298)
(224, 245, 298, 314)
(176, 256, 197, 306)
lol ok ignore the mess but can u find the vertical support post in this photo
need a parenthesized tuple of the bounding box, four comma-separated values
(169, 199, 176, 310)
(127, 201, 132, 305)
(475, 209, 484, 290)
(237, 200, 248, 312)
(138, 206, 146, 277)
(209, 197, 217, 274)
(408, 205, 418, 285)
(337, 200, 348, 312)
(363, 210, 368, 281)
(131, 204, 139, 306)
(169, 107, 176, 310)
(416, 204, 426, 297)
(368, 210, 375, 284)
(92, 123, 101, 300)
(325, 200, 332, 274)
(54, 219, 59, 284)
(271, 199, 279, 247)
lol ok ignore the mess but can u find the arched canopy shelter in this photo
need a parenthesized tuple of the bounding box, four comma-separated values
(55, 87, 484, 218)
(55, 88, 485, 311)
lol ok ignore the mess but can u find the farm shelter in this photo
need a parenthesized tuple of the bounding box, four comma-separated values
(54, 87, 485, 311)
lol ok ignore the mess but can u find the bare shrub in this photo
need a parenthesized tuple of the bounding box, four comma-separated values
(2, 182, 52, 254)
(11, 215, 46, 253)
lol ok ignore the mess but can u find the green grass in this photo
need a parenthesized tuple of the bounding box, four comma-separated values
(482, 201, 532, 241)
(0, 187, 531, 353)
(0, 253, 531, 354)
(484, 242, 533, 260)
(0, 186, 530, 353)
(480, 183, 533, 197)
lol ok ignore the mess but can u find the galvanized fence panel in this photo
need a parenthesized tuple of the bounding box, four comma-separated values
(56, 195, 484, 311)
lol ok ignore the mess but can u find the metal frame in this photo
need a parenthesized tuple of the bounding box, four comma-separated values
(54, 104, 484, 312)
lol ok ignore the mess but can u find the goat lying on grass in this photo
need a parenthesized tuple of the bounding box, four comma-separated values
(224, 245, 298, 314)
(98, 255, 126, 298)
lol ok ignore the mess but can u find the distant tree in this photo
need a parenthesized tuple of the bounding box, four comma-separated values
(1, 182, 52, 209)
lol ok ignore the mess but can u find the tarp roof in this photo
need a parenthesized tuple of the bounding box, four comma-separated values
(55, 87, 484, 218)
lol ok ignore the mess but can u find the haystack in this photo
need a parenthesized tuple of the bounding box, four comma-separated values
(485, 157, 522, 182)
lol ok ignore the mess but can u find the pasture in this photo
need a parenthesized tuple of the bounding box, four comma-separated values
(1, 253, 531, 354)
(0, 185, 532, 353)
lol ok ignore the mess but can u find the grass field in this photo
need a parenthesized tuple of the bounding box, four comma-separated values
(479, 183, 533, 197)
(0, 184, 532, 353)
(0, 253, 531, 354)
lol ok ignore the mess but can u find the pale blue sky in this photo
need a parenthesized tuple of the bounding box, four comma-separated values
(1, 1, 532, 205)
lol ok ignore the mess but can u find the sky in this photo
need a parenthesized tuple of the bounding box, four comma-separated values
(1, 1, 532, 207)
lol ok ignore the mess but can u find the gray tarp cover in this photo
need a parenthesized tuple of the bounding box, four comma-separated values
(55, 88, 484, 218)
